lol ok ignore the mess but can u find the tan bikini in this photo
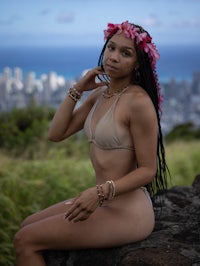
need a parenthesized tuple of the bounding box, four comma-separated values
(84, 87, 134, 150)
(84, 87, 152, 206)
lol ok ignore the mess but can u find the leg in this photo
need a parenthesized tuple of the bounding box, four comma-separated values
(21, 199, 74, 227)
(14, 192, 154, 266)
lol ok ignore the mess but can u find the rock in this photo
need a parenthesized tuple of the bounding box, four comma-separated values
(43, 175, 200, 266)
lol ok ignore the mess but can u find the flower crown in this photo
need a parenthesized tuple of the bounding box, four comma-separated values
(104, 20, 160, 69)
(104, 21, 163, 107)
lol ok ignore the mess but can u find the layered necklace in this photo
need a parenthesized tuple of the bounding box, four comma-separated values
(102, 85, 129, 99)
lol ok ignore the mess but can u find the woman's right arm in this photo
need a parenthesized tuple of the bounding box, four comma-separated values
(48, 88, 96, 142)
(48, 67, 107, 142)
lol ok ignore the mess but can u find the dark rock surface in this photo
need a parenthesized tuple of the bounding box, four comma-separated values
(44, 175, 200, 266)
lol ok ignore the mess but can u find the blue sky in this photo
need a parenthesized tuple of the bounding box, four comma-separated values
(0, 0, 200, 46)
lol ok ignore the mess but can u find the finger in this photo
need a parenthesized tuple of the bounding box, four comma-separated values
(66, 204, 94, 222)
(91, 66, 105, 74)
(71, 210, 91, 223)
(96, 69, 106, 75)
(66, 205, 84, 221)
(64, 206, 76, 218)
(65, 209, 81, 221)
(64, 200, 80, 219)
(94, 66, 103, 71)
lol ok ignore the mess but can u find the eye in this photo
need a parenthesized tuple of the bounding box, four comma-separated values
(121, 49, 132, 57)
(107, 44, 115, 51)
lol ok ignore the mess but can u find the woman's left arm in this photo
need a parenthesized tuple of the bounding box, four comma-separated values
(114, 91, 158, 196)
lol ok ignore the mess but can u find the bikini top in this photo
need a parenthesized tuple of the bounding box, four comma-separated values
(84, 88, 134, 150)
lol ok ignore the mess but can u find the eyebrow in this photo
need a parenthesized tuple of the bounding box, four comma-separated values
(108, 40, 134, 51)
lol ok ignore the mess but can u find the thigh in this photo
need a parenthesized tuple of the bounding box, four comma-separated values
(17, 203, 153, 252)
(21, 198, 74, 227)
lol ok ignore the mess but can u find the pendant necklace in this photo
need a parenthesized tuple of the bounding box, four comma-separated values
(102, 85, 129, 99)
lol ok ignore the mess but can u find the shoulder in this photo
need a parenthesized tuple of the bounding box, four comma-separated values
(124, 85, 157, 123)
(128, 85, 153, 108)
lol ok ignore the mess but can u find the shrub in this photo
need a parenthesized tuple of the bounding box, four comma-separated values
(0, 103, 54, 151)
(165, 122, 200, 142)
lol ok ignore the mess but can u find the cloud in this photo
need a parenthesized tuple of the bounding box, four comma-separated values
(140, 15, 162, 27)
(56, 11, 75, 23)
(172, 18, 200, 28)
(0, 14, 21, 26)
(40, 8, 51, 16)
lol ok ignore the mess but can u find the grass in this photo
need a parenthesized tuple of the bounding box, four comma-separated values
(0, 139, 200, 265)
(165, 140, 200, 186)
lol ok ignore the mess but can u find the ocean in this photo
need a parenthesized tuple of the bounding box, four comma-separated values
(0, 45, 200, 82)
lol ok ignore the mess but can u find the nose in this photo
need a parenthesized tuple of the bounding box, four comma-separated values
(109, 50, 119, 62)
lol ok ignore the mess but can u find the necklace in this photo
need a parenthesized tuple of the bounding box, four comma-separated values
(102, 85, 129, 99)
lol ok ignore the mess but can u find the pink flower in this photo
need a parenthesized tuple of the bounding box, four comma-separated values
(135, 32, 148, 44)
(104, 23, 120, 40)
(103, 20, 162, 109)
(138, 36, 152, 50)
(104, 21, 160, 63)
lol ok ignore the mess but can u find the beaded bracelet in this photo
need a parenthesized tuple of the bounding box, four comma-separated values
(67, 87, 82, 102)
(96, 180, 116, 206)
(96, 184, 105, 207)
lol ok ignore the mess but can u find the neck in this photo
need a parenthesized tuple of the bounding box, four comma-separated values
(102, 84, 129, 99)
(108, 80, 130, 93)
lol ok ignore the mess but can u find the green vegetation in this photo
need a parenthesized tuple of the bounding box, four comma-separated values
(0, 105, 199, 265)
(0, 141, 94, 266)
(165, 140, 200, 186)
(165, 122, 200, 142)
(165, 122, 200, 186)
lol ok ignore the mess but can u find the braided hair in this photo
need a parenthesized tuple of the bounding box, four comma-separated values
(97, 23, 170, 197)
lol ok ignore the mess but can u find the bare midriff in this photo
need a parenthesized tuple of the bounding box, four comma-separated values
(89, 144, 154, 211)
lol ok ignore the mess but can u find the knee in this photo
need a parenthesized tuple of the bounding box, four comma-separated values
(13, 229, 30, 257)
(13, 230, 23, 257)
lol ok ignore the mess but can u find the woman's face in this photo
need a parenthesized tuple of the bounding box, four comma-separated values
(103, 32, 138, 80)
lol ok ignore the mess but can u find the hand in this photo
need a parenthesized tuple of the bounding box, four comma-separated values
(64, 187, 99, 223)
(74, 66, 108, 93)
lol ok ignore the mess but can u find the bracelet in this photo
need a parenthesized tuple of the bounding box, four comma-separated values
(106, 180, 116, 200)
(96, 180, 116, 206)
(67, 87, 82, 102)
(96, 184, 105, 207)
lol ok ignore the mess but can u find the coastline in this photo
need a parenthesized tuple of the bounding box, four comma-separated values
(0, 45, 199, 83)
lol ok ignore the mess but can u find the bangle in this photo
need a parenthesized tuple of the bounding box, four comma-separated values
(106, 180, 116, 200)
(96, 180, 116, 206)
(67, 87, 82, 102)
(96, 184, 105, 207)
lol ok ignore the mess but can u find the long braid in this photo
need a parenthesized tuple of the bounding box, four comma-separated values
(98, 23, 170, 198)
(136, 44, 169, 196)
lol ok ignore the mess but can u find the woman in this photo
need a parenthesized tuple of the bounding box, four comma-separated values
(14, 21, 168, 265)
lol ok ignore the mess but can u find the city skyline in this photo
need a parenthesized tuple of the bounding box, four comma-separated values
(1, 65, 200, 134)
(0, 0, 200, 47)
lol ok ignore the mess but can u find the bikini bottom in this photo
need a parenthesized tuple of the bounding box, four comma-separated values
(141, 186, 153, 206)
(64, 187, 153, 207)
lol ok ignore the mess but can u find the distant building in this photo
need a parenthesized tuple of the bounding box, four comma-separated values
(0, 67, 200, 133)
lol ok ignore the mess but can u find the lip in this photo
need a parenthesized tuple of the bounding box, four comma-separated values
(105, 64, 118, 71)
